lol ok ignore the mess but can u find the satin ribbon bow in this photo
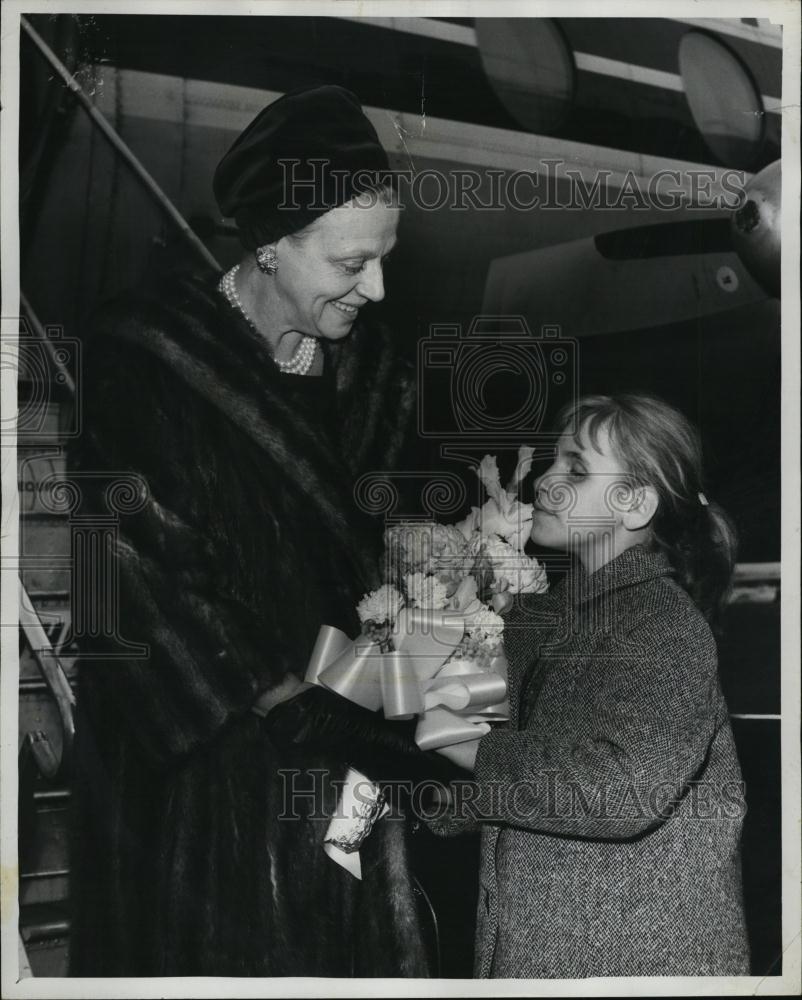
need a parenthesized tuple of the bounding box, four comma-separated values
(305, 609, 509, 876)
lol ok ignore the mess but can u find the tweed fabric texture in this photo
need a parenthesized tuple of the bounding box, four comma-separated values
(433, 545, 749, 978)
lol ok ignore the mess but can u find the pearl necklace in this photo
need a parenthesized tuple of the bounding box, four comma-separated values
(219, 264, 317, 376)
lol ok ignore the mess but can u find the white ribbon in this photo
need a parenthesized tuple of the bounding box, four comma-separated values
(305, 613, 509, 878)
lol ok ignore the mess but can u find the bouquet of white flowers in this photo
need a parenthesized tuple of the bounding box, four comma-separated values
(304, 450, 548, 877)
(358, 449, 548, 668)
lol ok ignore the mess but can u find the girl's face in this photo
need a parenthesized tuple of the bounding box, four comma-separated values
(530, 420, 644, 571)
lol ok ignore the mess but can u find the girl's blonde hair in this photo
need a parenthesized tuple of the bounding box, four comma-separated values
(554, 393, 738, 627)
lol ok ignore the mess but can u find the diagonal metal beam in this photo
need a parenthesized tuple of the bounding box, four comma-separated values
(19, 292, 76, 396)
(21, 15, 221, 273)
(19, 578, 76, 779)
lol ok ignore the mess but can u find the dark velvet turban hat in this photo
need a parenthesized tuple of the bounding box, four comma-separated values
(213, 85, 390, 249)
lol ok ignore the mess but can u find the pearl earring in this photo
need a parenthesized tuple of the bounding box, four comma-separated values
(255, 244, 278, 275)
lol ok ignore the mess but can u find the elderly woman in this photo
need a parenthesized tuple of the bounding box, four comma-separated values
(68, 86, 437, 977)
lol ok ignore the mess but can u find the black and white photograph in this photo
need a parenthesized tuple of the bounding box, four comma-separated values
(1, 1, 799, 995)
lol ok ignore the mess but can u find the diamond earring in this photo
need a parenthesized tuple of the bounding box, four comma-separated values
(255, 244, 278, 275)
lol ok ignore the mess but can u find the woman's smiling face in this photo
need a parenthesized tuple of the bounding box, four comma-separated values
(272, 189, 399, 340)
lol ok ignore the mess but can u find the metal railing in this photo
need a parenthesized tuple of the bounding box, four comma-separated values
(18, 580, 75, 975)
(19, 578, 75, 780)
(21, 15, 220, 274)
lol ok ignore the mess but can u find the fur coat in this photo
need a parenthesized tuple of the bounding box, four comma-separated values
(67, 271, 432, 976)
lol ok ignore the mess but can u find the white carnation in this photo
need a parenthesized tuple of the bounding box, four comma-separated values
(466, 606, 505, 650)
(384, 523, 434, 575)
(430, 523, 469, 562)
(356, 584, 404, 625)
(447, 575, 485, 617)
(404, 572, 449, 610)
(510, 557, 549, 596)
(481, 537, 549, 595)
(481, 535, 517, 564)
(466, 527, 485, 560)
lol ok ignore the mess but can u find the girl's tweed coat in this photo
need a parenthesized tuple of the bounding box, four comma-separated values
(435, 544, 749, 978)
(68, 272, 431, 976)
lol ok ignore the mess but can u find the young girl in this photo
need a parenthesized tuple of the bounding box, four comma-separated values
(436, 393, 750, 978)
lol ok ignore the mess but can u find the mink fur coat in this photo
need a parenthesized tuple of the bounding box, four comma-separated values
(67, 271, 432, 976)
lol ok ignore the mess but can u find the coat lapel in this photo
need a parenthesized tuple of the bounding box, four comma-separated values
(515, 546, 674, 724)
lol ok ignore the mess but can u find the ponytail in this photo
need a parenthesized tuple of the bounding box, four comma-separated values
(654, 498, 738, 630)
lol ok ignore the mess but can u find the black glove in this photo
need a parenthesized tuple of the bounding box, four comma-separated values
(262, 685, 461, 788)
